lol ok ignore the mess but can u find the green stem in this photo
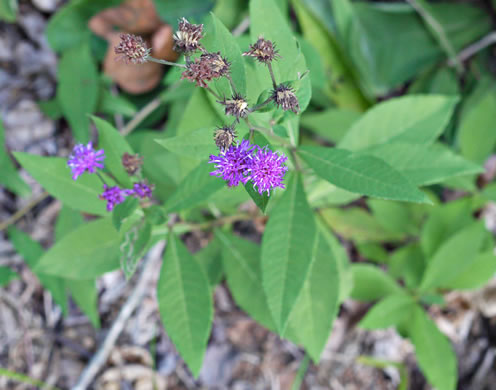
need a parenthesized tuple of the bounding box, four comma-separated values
(148, 56, 186, 68)
(225, 74, 239, 96)
(0, 367, 62, 390)
(290, 354, 310, 390)
(244, 118, 291, 147)
(267, 62, 278, 89)
(205, 86, 222, 101)
(248, 97, 274, 113)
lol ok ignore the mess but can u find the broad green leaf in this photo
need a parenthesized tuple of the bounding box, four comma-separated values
(261, 175, 316, 333)
(68, 280, 100, 328)
(286, 231, 340, 362)
(98, 88, 137, 117)
(46, 0, 124, 51)
(359, 294, 415, 330)
(0, 266, 19, 286)
(57, 42, 99, 142)
(0, 0, 17, 22)
(8, 227, 68, 315)
(307, 178, 360, 208)
(34, 218, 120, 279)
(298, 146, 429, 203)
(119, 221, 152, 279)
(420, 222, 487, 292)
(319, 207, 405, 244)
(301, 108, 361, 144)
(153, 0, 214, 26)
(350, 264, 403, 302)
(195, 236, 223, 287)
(356, 243, 389, 264)
(157, 232, 213, 377)
(155, 128, 217, 161)
(420, 197, 474, 258)
(458, 79, 496, 164)
(164, 161, 225, 212)
(93, 117, 133, 187)
(368, 199, 420, 236)
(363, 143, 483, 186)
(244, 182, 270, 213)
(250, 0, 311, 115)
(389, 244, 425, 289)
(443, 251, 496, 290)
(339, 95, 458, 151)
(55, 206, 84, 241)
(216, 230, 275, 330)
(407, 306, 457, 390)
(14, 153, 107, 216)
(112, 197, 139, 231)
(0, 119, 30, 196)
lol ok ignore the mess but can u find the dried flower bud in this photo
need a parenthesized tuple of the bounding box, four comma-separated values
(173, 18, 204, 53)
(115, 34, 150, 64)
(272, 84, 299, 114)
(181, 52, 230, 87)
(243, 37, 279, 64)
(122, 152, 143, 175)
(218, 94, 249, 119)
(214, 126, 237, 150)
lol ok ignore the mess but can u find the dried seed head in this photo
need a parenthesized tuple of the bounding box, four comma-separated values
(214, 126, 237, 150)
(122, 152, 143, 175)
(173, 18, 204, 53)
(181, 52, 230, 87)
(115, 34, 151, 64)
(218, 94, 249, 119)
(272, 84, 299, 114)
(243, 37, 280, 64)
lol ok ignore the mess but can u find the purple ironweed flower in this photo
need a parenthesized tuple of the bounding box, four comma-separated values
(127, 182, 154, 199)
(115, 34, 151, 64)
(100, 184, 128, 211)
(209, 140, 256, 187)
(249, 146, 288, 195)
(67, 142, 105, 180)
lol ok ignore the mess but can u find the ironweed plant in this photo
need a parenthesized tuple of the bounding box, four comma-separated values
(4, 0, 496, 389)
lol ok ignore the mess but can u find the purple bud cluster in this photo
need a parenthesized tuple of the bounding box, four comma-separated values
(209, 140, 288, 196)
(67, 142, 153, 212)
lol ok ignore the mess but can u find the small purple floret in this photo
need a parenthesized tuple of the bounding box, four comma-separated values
(67, 142, 105, 180)
(100, 184, 127, 211)
(249, 146, 288, 195)
(128, 182, 153, 199)
(209, 140, 255, 187)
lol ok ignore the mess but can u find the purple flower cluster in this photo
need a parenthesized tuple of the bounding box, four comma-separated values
(67, 142, 153, 211)
(209, 140, 288, 195)
(67, 142, 105, 180)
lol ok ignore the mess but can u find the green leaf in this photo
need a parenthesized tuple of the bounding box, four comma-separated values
(164, 161, 225, 212)
(298, 146, 429, 203)
(350, 264, 403, 302)
(319, 207, 405, 243)
(301, 108, 361, 144)
(339, 95, 458, 151)
(0, 0, 17, 22)
(195, 236, 223, 287)
(285, 231, 340, 362)
(389, 244, 425, 289)
(34, 218, 120, 279)
(0, 119, 30, 196)
(368, 199, 420, 236)
(8, 227, 68, 315)
(119, 221, 152, 279)
(153, 0, 214, 26)
(244, 182, 270, 213)
(359, 294, 415, 330)
(216, 230, 275, 330)
(68, 280, 100, 328)
(261, 174, 316, 333)
(363, 143, 483, 186)
(155, 128, 217, 161)
(55, 206, 84, 241)
(157, 232, 213, 377)
(0, 266, 19, 287)
(443, 251, 496, 290)
(112, 197, 139, 231)
(93, 117, 133, 187)
(46, 0, 124, 52)
(57, 42, 99, 142)
(407, 306, 457, 390)
(14, 153, 107, 216)
(99, 88, 137, 117)
(420, 222, 487, 292)
(458, 79, 496, 163)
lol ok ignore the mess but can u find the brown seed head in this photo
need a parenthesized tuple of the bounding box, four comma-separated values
(214, 126, 237, 150)
(272, 84, 299, 114)
(218, 93, 249, 119)
(115, 34, 150, 64)
(181, 52, 230, 87)
(173, 17, 204, 53)
(243, 37, 280, 64)
(122, 152, 144, 175)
